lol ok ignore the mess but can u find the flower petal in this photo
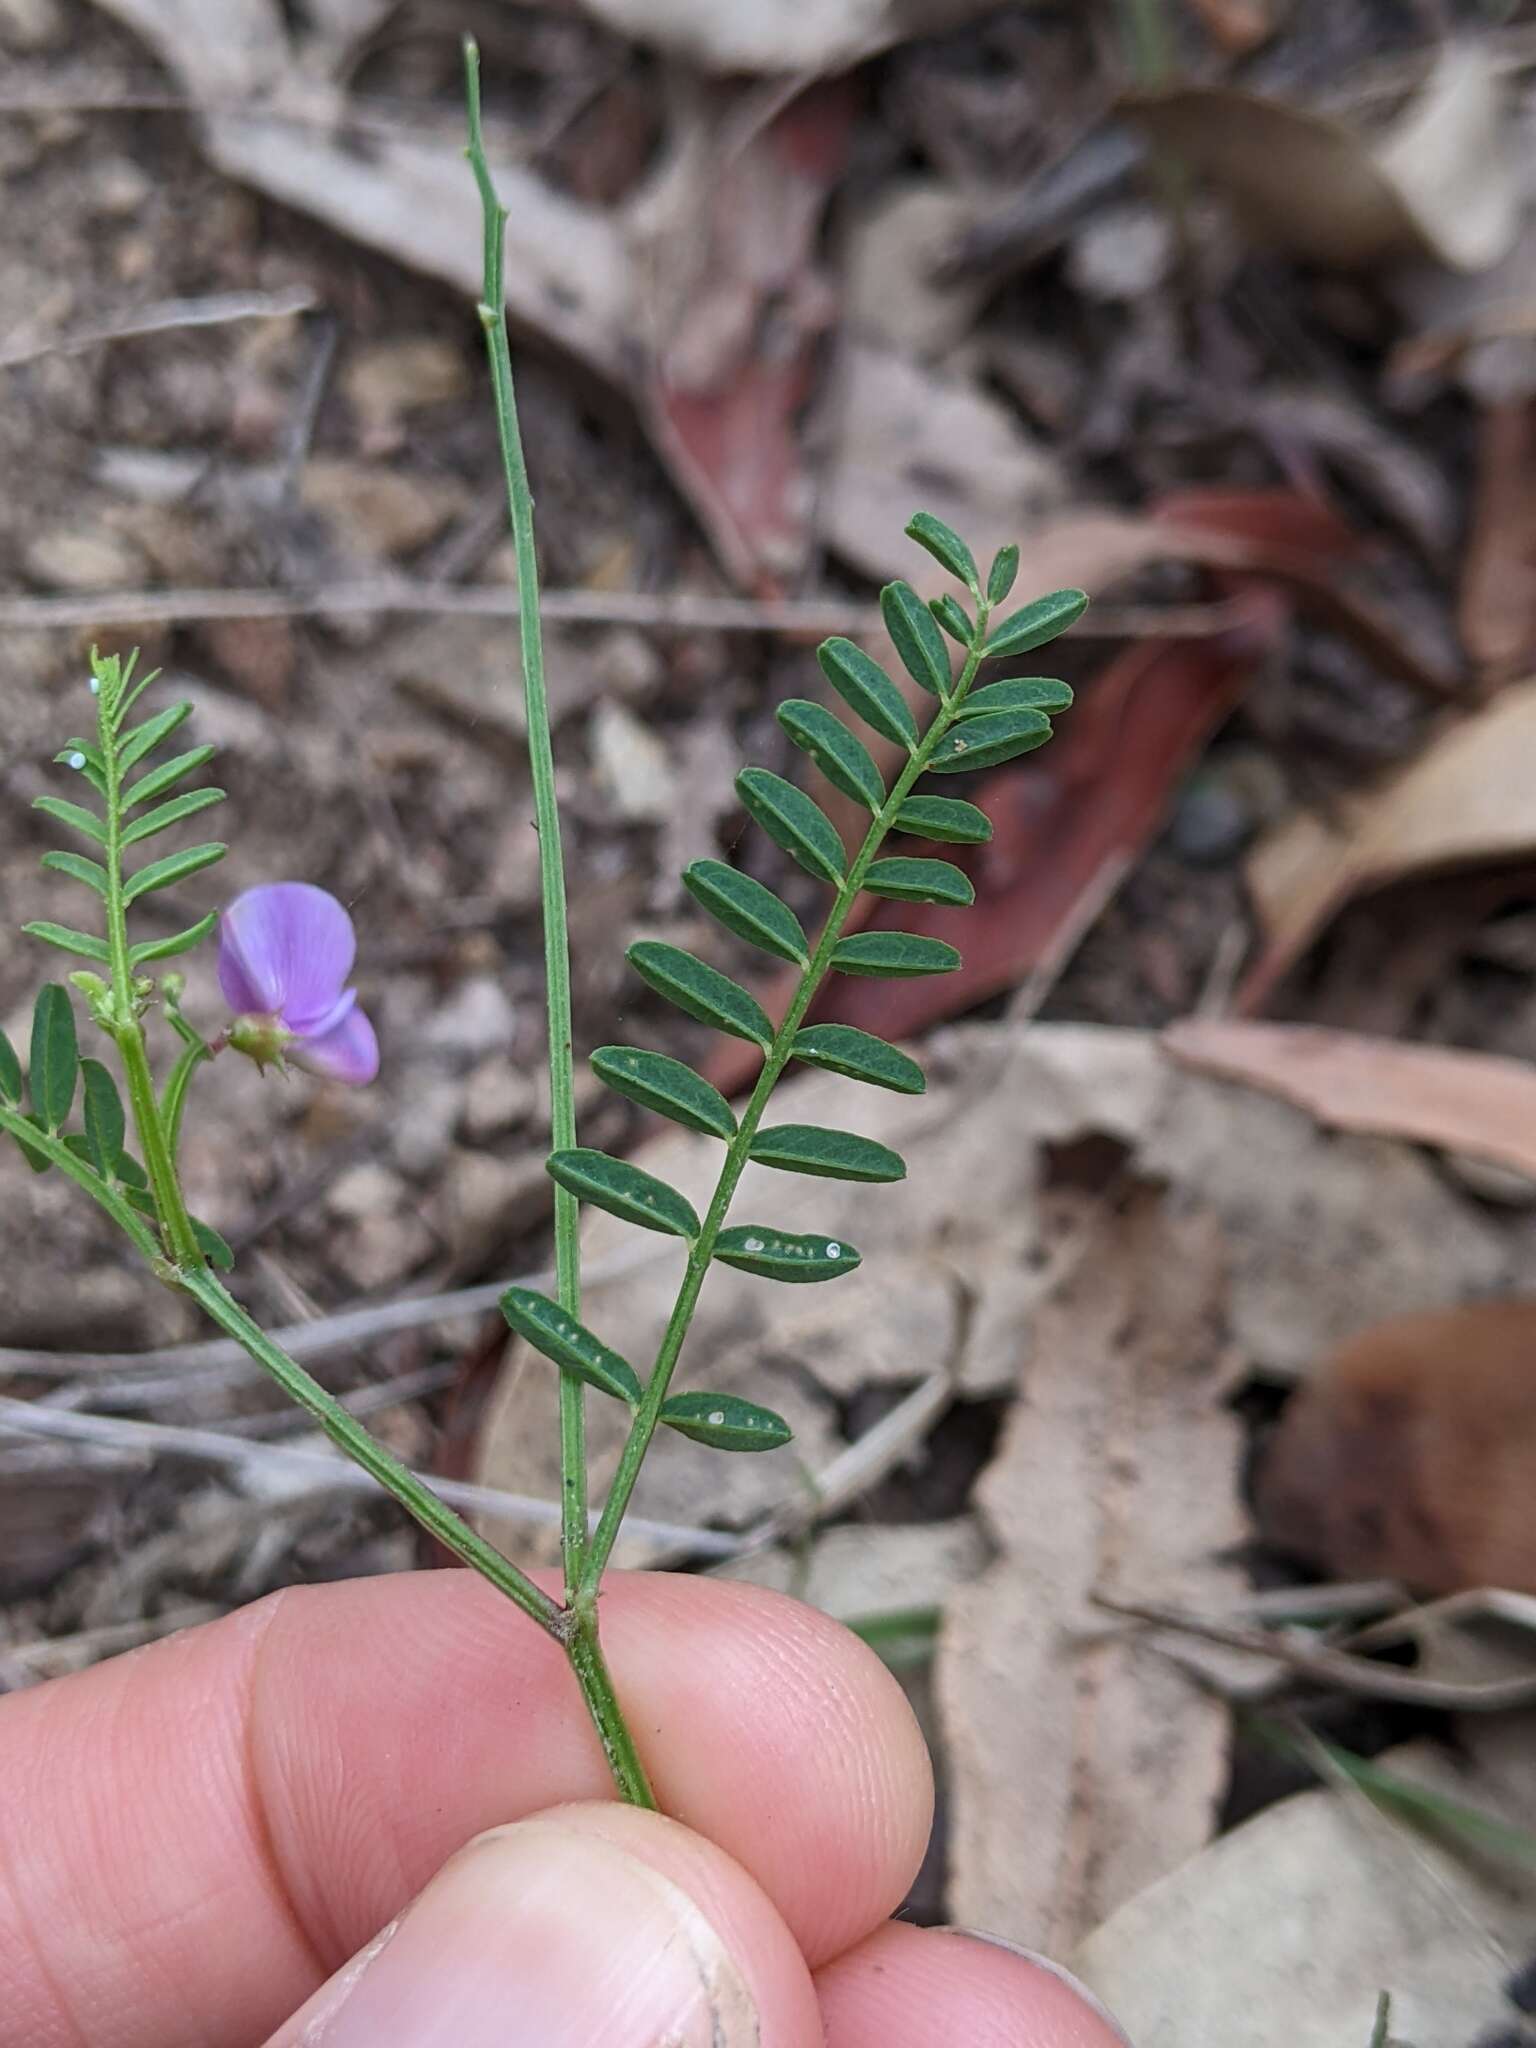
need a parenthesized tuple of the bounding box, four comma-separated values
(294, 1000, 379, 1087)
(218, 883, 357, 1027)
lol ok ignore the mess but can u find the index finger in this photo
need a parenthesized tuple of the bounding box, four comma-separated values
(0, 1570, 932, 2048)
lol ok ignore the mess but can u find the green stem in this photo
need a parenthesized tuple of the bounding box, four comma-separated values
(566, 1607, 656, 1809)
(0, 1102, 164, 1264)
(160, 1036, 210, 1161)
(464, 39, 587, 1603)
(578, 607, 993, 1599)
(180, 1264, 566, 1639)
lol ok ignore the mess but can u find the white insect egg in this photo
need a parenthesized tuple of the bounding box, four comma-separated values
(743, 1236, 764, 1253)
(67, 752, 86, 770)
(826, 1242, 841, 1258)
(708, 1409, 725, 1426)
(88, 677, 100, 695)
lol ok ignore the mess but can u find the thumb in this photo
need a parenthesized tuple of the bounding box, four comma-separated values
(263, 1802, 822, 2048)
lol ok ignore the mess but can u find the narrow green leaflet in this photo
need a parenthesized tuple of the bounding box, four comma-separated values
(80, 1058, 126, 1178)
(21, 921, 110, 963)
(904, 511, 978, 590)
(986, 543, 1020, 604)
(123, 841, 226, 905)
(40, 850, 108, 898)
(32, 796, 105, 846)
(117, 700, 192, 776)
(736, 767, 846, 886)
(546, 1145, 701, 1240)
(121, 787, 226, 847)
(122, 745, 215, 810)
(928, 708, 1052, 774)
(892, 794, 992, 844)
(865, 857, 974, 907)
(958, 677, 1073, 718)
(683, 859, 807, 966)
(190, 1218, 235, 1271)
(816, 639, 918, 752)
(127, 911, 219, 968)
(880, 581, 951, 697)
(929, 594, 972, 645)
(750, 1123, 906, 1183)
(831, 932, 961, 978)
(56, 741, 107, 796)
(982, 587, 1088, 660)
(0, 1029, 20, 1105)
(792, 1022, 925, 1095)
(627, 940, 773, 1050)
(660, 1391, 793, 1453)
(499, 1285, 644, 1405)
(715, 1226, 862, 1284)
(777, 701, 885, 813)
(591, 1045, 736, 1141)
(29, 984, 78, 1132)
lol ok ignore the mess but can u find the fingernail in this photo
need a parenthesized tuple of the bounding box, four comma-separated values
(943, 1927, 1134, 2044)
(270, 1815, 759, 2048)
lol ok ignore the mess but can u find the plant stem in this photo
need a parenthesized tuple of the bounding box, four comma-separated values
(160, 1036, 210, 1160)
(0, 1101, 163, 1263)
(565, 1605, 656, 1808)
(578, 609, 993, 1599)
(464, 38, 587, 1604)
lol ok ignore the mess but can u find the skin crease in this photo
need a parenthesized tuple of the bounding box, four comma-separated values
(0, 1571, 1127, 2048)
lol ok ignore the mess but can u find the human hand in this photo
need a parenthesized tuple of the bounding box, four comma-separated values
(0, 1571, 1127, 2045)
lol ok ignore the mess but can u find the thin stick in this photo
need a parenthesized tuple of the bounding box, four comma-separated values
(0, 287, 316, 369)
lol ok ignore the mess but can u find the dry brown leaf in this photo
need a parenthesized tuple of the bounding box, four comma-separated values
(1461, 399, 1536, 683)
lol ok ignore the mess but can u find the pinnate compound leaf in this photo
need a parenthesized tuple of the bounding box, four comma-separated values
(659, 1391, 793, 1453)
(590, 1046, 736, 1141)
(930, 594, 972, 645)
(816, 639, 918, 752)
(905, 511, 979, 590)
(122, 745, 215, 810)
(831, 932, 961, 978)
(750, 1123, 906, 1182)
(628, 940, 773, 1050)
(715, 1226, 862, 1284)
(32, 796, 106, 846)
(881, 581, 952, 697)
(80, 1058, 126, 1177)
(22, 921, 110, 963)
(777, 701, 886, 813)
(865, 856, 975, 907)
(893, 794, 992, 844)
(128, 911, 219, 968)
(792, 1022, 925, 1095)
(928, 708, 1052, 774)
(122, 841, 226, 904)
(683, 860, 807, 966)
(40, 850, 108, 898)
(29, 984, 78, 1132)
(987, 543, 1020, 605)
(121, 787, 226, 847)
(959, 677, 1073, 718)
(117, 701, 192, 776)
(546, 1146, 701, 1240)
(499, 1285, 643, 1405)
(190, 1218, 235, 1271)
(0, 1029, 20, 1106)
(982, 588, 1088, 660)
(736, 767, 846, 886)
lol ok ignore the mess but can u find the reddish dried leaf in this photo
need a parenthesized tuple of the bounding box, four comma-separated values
(1460, 399, 1536, 685)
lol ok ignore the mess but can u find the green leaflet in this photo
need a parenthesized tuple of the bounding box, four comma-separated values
(127, 910, 219, 968)
(892, 794, 992, 844)
(816, 639, 918, 752)
(13, 1116, 52, 1173)
(683, 859, 807, 966)
(29, 984, 78, 1132)
(736, 767, 846, 886)
(986, 543, 1020, 604)
(865, 857, 974, 907)
(499, 1285, 644, 1405)
(749, 1123, 906, 1183)
(880, 581, 951, 697)
(80, 1058, 126, 1178)
(958, 677, 1073, 718)
(121, 787, 226, 847)
(659, 1391, 793, 1453)
(32, 796, 106, 846)
(929, 594, 972, 645)
(117, 701, 192, 776)
(546, 1145, 701, 1240)
(40, 850, 108, 898)
(715, 1226, 862, 1284)
(777, 700, 886, 813)
(831, 932, 961, 978)
(0, 1028, 20, 1106)
(590, 1045, 737, 1141)
(791, 1022, 925, 1095)
(56, 741, 107, 797)
(904, 511, 979, 590)
(928, 708, 1052, 774)
(191, 1218, 235, 1271)
(982, 588, 1088, 660)
(21, 921, 110, 963)
(122, 745, 215, 810)
(123, 841, 226, 905)
(627, 940, 773, 1050)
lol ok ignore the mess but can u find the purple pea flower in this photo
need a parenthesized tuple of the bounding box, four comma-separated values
(217, 882, 378, 1086)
